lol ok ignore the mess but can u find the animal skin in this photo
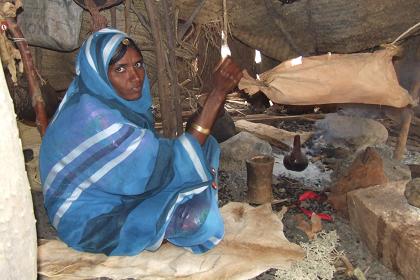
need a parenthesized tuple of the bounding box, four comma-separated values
(38, 203, 304, 280)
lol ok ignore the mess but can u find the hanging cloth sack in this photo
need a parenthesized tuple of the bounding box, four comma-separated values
(239, 47, 415, 108)
(17, 0, 83, 51)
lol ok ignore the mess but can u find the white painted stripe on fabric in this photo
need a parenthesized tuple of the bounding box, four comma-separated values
(208, 236, 222, 246)
(85, 35, 97, 73)
(175, 186, 208, 205)
(97, 28, 126, 35)
(75, 56, 80, 75)
(103, 34, 124, 68)
(183, 247, 194, 253)
(50, 92, 69, 124)
(179, 135, 208, 181)
(43, 123, 124, 195)
(85, 28, 126, 73)
(53, 130, 146, 228)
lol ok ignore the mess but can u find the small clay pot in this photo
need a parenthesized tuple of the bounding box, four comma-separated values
(246, 155, 274, 204)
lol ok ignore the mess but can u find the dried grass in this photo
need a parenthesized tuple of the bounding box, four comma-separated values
(275, 231, 343, 280)
(176, 20, 223, 111)
(0, 33, 22, 84)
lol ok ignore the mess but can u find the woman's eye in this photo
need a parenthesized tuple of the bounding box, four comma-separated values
(115, 67, 125, 73)
(135, 62, 143, 68)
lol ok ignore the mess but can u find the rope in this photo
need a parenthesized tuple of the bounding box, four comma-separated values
(11, 37, 26, 42)
(391, 21, 420, 46)
(223, 0, 228, 44)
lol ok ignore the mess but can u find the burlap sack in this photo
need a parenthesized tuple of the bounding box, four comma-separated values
(239, 48, 415, 108)
(17, 0, 83, 51)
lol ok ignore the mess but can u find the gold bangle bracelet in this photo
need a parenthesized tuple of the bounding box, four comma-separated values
(191, 123, 211, 135)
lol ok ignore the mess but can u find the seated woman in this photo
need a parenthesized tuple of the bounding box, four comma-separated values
(39, 28, 242, 256)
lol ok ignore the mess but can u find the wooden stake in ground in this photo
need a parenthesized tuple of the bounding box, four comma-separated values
(162, 0, 183, 136)
(393, 107, 413, 160)
(144, 0, 182, 137)
(394, 79, 419, 160)
(5, 18, 48, 136)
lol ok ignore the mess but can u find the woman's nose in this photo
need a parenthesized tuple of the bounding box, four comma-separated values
(128, 67, 142, 81)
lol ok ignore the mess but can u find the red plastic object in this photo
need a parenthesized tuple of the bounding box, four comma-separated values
(298, 191, 333, 221)
(299, 191, 320, 201)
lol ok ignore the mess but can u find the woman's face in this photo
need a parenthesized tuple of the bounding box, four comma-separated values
(108, 47, 145, 101)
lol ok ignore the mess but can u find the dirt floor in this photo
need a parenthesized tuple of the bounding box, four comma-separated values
(30, 180, 404, 280)
(217, 171, 404, 280)
(215, 105, 418, 280)
(30, 105, 419, 280)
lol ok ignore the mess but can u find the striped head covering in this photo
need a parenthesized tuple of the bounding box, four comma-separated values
(52, 27, 153, 127)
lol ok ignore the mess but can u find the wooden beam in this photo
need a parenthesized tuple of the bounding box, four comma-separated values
(394, 108, 413, 160)
(393, 79, 419, 160)
(177, 0, 206, 41)
(6, 19, 48, 136)
(162, 0, 183, 135)
(235, 119, 313, 151)
(155, 112, 324, 135)
(232, 113, 324, 123)
(144, 0, 182, 137)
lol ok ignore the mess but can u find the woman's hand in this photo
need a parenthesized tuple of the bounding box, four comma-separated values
(187, 56, 242, 145)
(210, 56, 243, 101)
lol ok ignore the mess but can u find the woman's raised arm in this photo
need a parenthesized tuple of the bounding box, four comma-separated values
(187, 57, 243, 144)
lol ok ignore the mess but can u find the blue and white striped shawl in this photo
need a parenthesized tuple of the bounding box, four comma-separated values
(39, 28, 224, 256)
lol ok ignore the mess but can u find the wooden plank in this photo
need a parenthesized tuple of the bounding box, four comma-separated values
(232, 113, 324, 124)
(167, 111, 325, 124)
(235, 119, 313, 151)
(155, 114, 319, 141)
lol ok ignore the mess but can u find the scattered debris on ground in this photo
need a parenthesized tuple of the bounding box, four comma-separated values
(217, 106, 419, 280)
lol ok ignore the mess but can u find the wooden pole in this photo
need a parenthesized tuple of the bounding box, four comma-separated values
(144, 0, 181, 137)
(393, 80, 420, 160)
(162, 0, 183, 135)
(5, 19, 48, 136)
(123, 0, 130, 32)
(177, 0, 206, 41)
(110, 6, 117, 28)
(393, 107, 412, 160)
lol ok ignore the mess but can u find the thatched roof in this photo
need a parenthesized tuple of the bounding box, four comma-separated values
(177, 0, 420, 61)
